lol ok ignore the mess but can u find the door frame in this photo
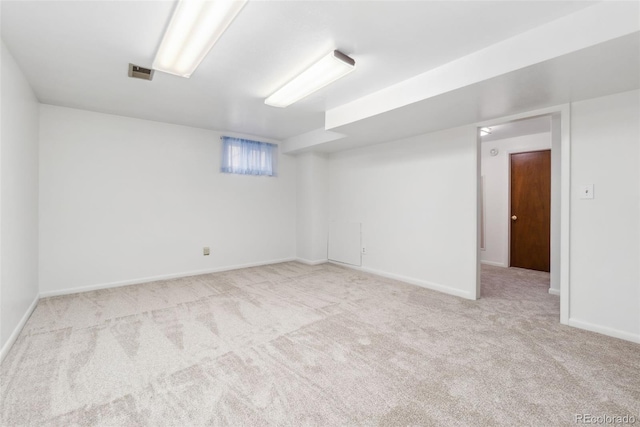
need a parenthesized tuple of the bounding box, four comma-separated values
(475, 104, 571, 325)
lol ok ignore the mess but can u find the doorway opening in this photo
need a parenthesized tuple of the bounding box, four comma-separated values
(476, 110, 568, 322)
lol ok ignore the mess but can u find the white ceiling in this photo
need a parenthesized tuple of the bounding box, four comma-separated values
(1, 1, 598, 142)
(481, 116, 550, 143)
(317, 31, 639, 152)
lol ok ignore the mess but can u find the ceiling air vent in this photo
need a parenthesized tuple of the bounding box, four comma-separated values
(128, 63, 154, 81)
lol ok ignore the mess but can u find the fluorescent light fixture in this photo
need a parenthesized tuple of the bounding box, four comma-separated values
(265, 50, 356, 108)
(153, 0, 248, 78)
(480, 127, 492, 136)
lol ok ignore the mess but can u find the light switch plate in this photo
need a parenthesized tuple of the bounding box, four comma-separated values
(579, 184, 594, 199)
(203, 247, 210, 256)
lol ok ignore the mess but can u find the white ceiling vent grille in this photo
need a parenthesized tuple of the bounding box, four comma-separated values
(128, 64, 154, 81)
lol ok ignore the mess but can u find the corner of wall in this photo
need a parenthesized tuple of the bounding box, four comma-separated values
(0, 39, 41, 357)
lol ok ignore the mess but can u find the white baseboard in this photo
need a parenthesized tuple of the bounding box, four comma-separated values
(1, 294, 39, 363)
(548, 288, 560, 296)
(39, 257, 296, 298)
(330, 261, 475, 300)
(568, 318, 640, 344)
(295, 258, 328, 266)
(480, 260, 507, 268)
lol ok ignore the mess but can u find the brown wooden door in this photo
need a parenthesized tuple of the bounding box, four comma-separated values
(510, 150, 551, 272)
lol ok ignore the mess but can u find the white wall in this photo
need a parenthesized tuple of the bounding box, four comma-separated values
(328, 125, 478, 299)
(569, 89, 640, 342)
(38, 105, 297, 295)
(480, 132, 551, 267)
(296, 152, 328, 263)
(0, 41, 40, 353)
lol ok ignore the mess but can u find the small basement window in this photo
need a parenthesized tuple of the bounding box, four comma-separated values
(220, 136, 277, 176)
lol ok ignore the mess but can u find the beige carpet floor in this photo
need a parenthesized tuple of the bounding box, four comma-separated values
(1, 262, 638, 426)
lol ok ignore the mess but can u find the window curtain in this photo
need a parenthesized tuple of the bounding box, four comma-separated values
(220, 136, 277, 176)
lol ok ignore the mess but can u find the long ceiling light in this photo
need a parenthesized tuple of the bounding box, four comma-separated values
(153, 0, 248, 78)
(265, 50, 356, 108)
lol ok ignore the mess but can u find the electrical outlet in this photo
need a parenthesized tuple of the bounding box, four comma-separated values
(203, 247, 210, 256)
(361, 247, 366, 254)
